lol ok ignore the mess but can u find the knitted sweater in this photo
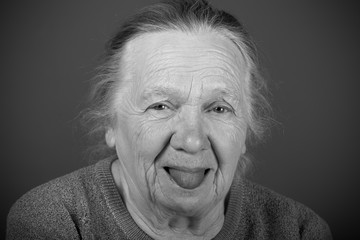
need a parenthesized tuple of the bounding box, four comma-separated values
(7, 158, 332, 239)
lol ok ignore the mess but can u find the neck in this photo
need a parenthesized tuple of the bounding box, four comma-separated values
(127, 200, 224, 240)
(111, 160, 225, 240)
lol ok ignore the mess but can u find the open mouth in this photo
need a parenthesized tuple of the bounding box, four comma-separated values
(164, 167, 210, 189)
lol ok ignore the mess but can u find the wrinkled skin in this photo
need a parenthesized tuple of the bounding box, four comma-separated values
(106, 30, 248, 239)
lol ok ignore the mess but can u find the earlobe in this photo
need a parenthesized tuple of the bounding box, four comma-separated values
(242, 145, 246, 154)
(105, 129, 116, 148)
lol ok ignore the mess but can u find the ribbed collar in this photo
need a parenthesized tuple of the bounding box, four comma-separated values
(96, 158, 245, 239)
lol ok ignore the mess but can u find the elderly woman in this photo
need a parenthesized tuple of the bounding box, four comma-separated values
(7, 0, 331, 239)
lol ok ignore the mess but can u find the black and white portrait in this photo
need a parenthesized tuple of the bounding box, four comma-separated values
(2, 1, 359, 239)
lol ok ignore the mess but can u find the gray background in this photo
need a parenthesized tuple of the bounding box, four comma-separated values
(1, 0, 359, 238)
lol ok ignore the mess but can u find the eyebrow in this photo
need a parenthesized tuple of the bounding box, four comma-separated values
(141, 86, 183, 101)
(141, 86, 239, 102)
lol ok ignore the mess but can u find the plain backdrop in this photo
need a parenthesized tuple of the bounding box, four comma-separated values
(1, 0, 359, 239)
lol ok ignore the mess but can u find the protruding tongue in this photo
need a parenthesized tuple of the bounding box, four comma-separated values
(168, 168, 206, 189)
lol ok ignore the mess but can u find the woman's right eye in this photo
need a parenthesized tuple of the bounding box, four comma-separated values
(146, 102, 172, 112)
(146, 102, 174, 118)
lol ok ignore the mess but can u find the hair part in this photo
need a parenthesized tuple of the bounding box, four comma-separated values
(80, 0, 272, 176)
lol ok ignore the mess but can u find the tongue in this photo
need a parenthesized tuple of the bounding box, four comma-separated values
(168, 168, 205, 189)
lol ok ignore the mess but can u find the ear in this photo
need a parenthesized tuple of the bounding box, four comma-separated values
(241, 144, 246, 155)
(105, 128, 116, 148)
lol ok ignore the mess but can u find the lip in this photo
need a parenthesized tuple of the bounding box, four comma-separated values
(163, 166, 210, 174)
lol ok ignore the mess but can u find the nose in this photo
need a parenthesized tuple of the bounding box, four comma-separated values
(170, 110, 210, 154)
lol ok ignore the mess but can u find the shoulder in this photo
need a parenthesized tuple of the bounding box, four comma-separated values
(240, 180, 332, 239)
(6, 163, 97, 239)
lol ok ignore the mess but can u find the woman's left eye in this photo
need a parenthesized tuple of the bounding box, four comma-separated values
(151, 104, 169, 111)
(211, 105, 233, 114)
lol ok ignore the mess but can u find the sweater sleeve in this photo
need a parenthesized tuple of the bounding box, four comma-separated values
(6, 184, 81, 240)
(297, 202, 332, 240)
(242, 180, 333, 240)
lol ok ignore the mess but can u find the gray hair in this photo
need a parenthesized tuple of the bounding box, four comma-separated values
(81, 0, 271, 176)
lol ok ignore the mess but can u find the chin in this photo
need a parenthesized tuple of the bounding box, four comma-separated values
(160, 191, 216, 216)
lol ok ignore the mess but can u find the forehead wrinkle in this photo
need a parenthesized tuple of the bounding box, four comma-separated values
(144, 40, 243, 64)
(135, 39, 247, 83)
(152, 50, 242, 69)
(198, 66, 238, 80)
(124, 31, 249, 104)
(141, 86, 184, 102)
(144, 62, 242, 84)
(156, 38, 241, 57)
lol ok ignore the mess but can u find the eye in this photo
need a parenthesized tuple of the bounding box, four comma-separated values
(146, 102, 174, 119)
(146, 102, 173, 112)
(212, 106, 228, 113)
(150, 103, 169, 111)
(208, 103, 234, 114)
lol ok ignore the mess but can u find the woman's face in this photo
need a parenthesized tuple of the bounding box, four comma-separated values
(107, 30, 248, 216)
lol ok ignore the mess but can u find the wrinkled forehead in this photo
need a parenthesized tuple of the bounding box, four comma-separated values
(120, 30, 249, 91)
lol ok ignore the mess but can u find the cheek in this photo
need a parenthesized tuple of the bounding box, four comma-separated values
(128, 117, 173, 167)
(114, 115, 173, 196)
(209, 119, 246, 178)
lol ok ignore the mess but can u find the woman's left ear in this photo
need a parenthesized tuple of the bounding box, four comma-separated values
(105, 129, 116, 148)
(241, 145, 246, 155)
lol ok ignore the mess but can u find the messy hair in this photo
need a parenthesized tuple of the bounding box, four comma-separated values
(81, 0, 271, 176)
